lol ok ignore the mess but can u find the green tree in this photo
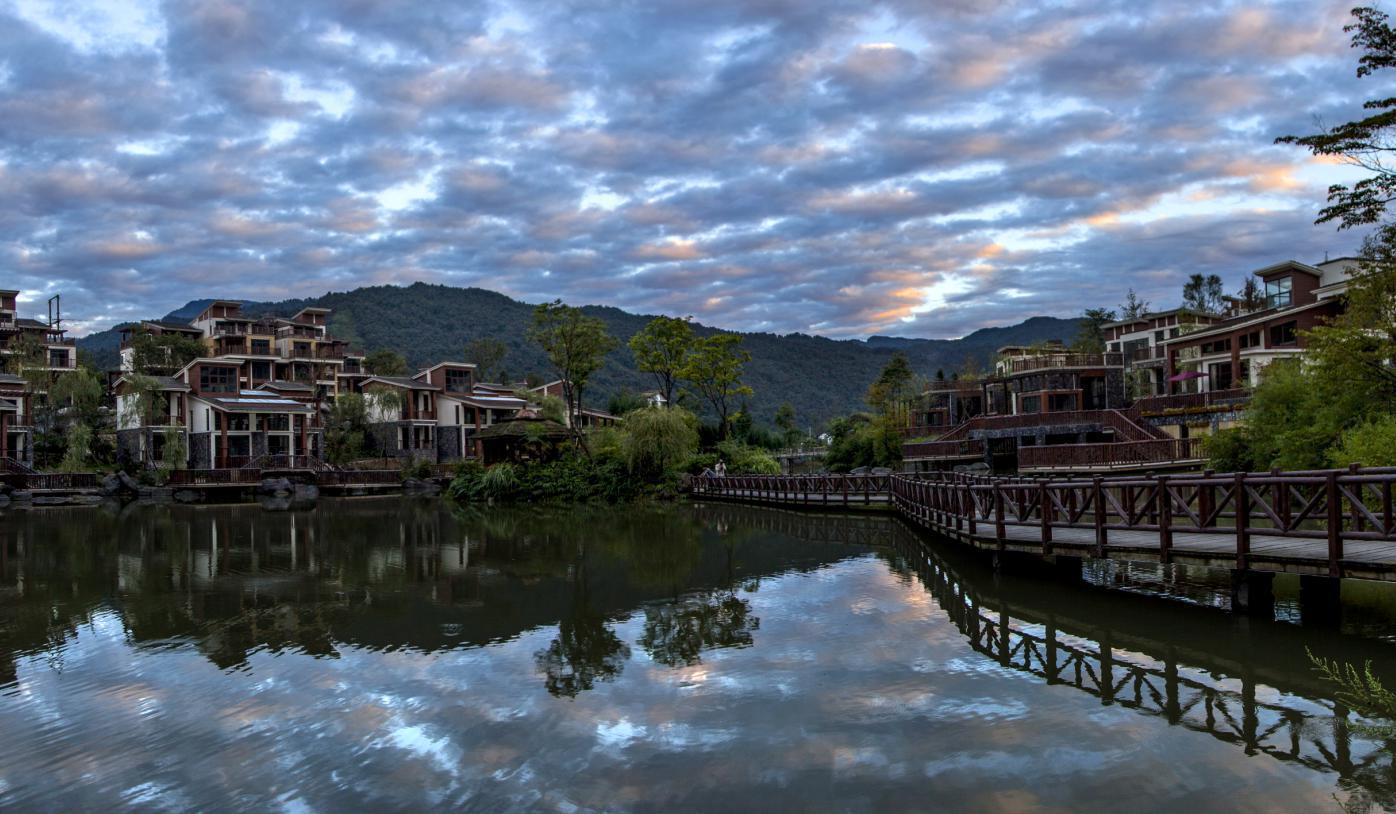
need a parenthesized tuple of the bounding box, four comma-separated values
(1278, 7, 1396, 228)
(364, 349, 408, 376)
(621, 407, 699, 476)
(128, 331, 204, 376)
(1182, 274, 1224, 313)
(866, 352, 916, 418)
(1072, 307, 1117, 353)
(50, 367, 103, 429)
(1120, 288, 1150, 320)
(1236, 276, 1265, 312)
(774, 402, 799, 445)
(679, 333, 752, 440)
(58, 423, 92, 472)
(528, 301, 617, 434)
(628, 315, 694, 407)
(464, 337, 508, 382)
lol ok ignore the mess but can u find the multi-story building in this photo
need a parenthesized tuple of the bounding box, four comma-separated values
(529, 379, 620, 428)
(1162, 257, 1356, 394)
(0, 372, 32, 467)
(1103, 308, 1223, 398)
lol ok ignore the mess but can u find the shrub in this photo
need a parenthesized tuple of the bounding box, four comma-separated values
(715, 441, 780, 474)
(480, 463, 519, 498)
(1329, 417, 1396, 468)
(401, 457, 435, 481)
(1204, 428, 1255, 473)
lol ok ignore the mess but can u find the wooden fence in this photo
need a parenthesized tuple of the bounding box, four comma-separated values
(696, 467, 1396, 578)
(1017, 438, 1205, 470)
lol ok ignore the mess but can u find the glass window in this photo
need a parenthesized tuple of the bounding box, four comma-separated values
(251, 339, 271, 355)
(445, 369, 472, 393)
(199, 365, 236, 393)
(1269, 321, 1298, 346)
(1264, 276, 1292, 308)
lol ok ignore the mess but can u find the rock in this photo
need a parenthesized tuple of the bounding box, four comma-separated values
(849, 466, 870, 475)
(9, 490, 32, 502)
(117, 471, 142, 493)
(258, 477, 293, 497)
(870, 466, 894, 476)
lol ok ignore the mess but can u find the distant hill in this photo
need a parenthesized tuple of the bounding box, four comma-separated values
(78, 284, 1078, 429)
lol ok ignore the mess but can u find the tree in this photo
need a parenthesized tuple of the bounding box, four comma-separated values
(128, 331, 204, 376)
(865, 352, 916, 419)
(1181, 273, 1224, 313)
(1277, 7, 1396, 228)
(50, 367, 102, 429)
(1072, 307, 1117, 353)
(464, 337, 508, 383)
(527, 300, 617, 432)
(364, 349, 408, 376)
(774, 402, 799, 445)
(620, 407, 699, 476)
(1120, 288, 1150, 320)
(679, 333, 752, 439)
(1236, 276, 1265, 312)
(628, 316, 694, 407)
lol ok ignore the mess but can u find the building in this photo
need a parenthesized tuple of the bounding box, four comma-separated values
(1103, 308, 1223, 398)
(0, 372, 32, 467)
(529, 379, 621, 428)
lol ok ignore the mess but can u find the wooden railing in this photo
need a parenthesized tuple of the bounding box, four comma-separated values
(1004, 352, 1123, 374)
(697, 467, 1396, 578)
(168, 468, 265, 485)
(319, 469, 404, 485)
(1134, 388, 1250, 416)
(22, 472, 101, 490)
(1017, 438, 1204, 469)
(902, 438, 986, 460)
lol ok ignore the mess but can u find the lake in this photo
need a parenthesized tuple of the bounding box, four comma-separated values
(2, 497, 1396, 812)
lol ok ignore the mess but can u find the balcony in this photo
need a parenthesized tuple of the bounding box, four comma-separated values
(1133, 388, 1250, 417)
(1004, 352, 1123, 375)
(1128, 346, 1166, 365)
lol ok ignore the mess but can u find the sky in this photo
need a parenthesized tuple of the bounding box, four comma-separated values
(0, 0, 1379, 338)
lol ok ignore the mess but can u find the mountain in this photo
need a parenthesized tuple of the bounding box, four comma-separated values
(78, 283, 1079, 428)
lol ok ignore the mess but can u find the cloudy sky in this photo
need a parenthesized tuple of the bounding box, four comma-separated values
(0, 0, 1377, 338)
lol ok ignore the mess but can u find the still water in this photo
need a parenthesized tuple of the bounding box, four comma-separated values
(3, 497, 1396, 812)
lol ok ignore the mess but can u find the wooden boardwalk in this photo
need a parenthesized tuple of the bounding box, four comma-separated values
(694, 468, 1396, 581)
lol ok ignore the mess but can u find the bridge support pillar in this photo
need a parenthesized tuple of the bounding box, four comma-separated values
(1229, 570, 1274, 619)
(1299, 574, 1343, 627)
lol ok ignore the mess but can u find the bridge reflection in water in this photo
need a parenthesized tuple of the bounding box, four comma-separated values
(699, 501, 1396, 809)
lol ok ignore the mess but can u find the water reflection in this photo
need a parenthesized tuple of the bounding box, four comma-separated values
(3, 498, 1396, 810)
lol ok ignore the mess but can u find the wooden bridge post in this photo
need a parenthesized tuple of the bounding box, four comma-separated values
(965, 482, 977, 536)
(1327, 471, 1344, 577)
(1038, 480, 1053, 555)
(994, 482, 1006, 543)
(1233, 472, 1250, 570)
(1092, 476, 1107, 558)
(1157, 475, 1172, 564)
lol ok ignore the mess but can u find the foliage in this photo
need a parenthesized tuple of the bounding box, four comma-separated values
(865, 352, 915, 417)
(464, 337, 509, 382)
(1236, 276, 1265, 312)
(607, 388, 648, 416)
(1308, 650, 1396, 744)
(324, 393, 369, 464)
(1278, 7, 1396, 228)
(161, 426, 186, 472)
(58, 423, 92, 472)
(824, 413, 901, 472)
(1182, 273, 1225, 313)
(51, 367, 103, 427)
(1072, 307, 1116, 352)
(448, 453, 666, 504)
(774, 402, 800, 445)
(714, 440, 780, 474)
(364, 349, 408, 376)
(621, 407, 698, 476)
(1202, 428, 1256, 474)
(1329, 416, 1396, 468)
(628, 315, 694, 407)
(400, 456, 435, 481)
(680, 333, 752, 439)
(1120, 288, 1150, 320)
(529, 300, 618, 430)
(127, 331, 204, 375)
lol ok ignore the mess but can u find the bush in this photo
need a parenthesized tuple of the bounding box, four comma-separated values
(1204, 428, 1255, 474)
(715, 441, 780, 474)
(1330, 417, 1396, 468)
(447, 453, 674, 505)
(622, 407, 698, 476)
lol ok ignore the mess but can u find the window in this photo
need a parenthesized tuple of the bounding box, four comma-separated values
(1269, 320, 1298, 346)
(199, 365, 236, 393)
(47, 349, 69, 368)
(1021, 395, 1041, 414)
(1201, 338, 1231, 355)
(250, 362, 271, 381)
(251, 339, 271, 355)
(1048, 393, 1078, 412)
(1154, 330, 1165, 343)
(445, 369, 472, 393)
(1238, 331, 1261, 349)
(294, 342, 311, 358)
(1265, 276, 1292, 308)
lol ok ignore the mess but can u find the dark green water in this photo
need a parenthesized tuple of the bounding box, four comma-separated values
(3, 497, 1396, 812)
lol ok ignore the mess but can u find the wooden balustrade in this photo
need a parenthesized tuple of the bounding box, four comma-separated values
(695, 466, 1396, 579)
(1018, 438, 1204, 470)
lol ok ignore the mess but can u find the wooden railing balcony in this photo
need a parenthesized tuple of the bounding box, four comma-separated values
(1017, 438, 1205, 470)
(1005, 352, 1123, 374)
(903, 439, 987, 460)
(1134, 388, 1250, 416)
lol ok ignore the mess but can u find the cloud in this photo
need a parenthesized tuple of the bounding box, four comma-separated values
(0, 0, 1371, 339)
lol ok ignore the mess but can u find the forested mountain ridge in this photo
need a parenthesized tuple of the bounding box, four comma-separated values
(78, 283, 1078, 428)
